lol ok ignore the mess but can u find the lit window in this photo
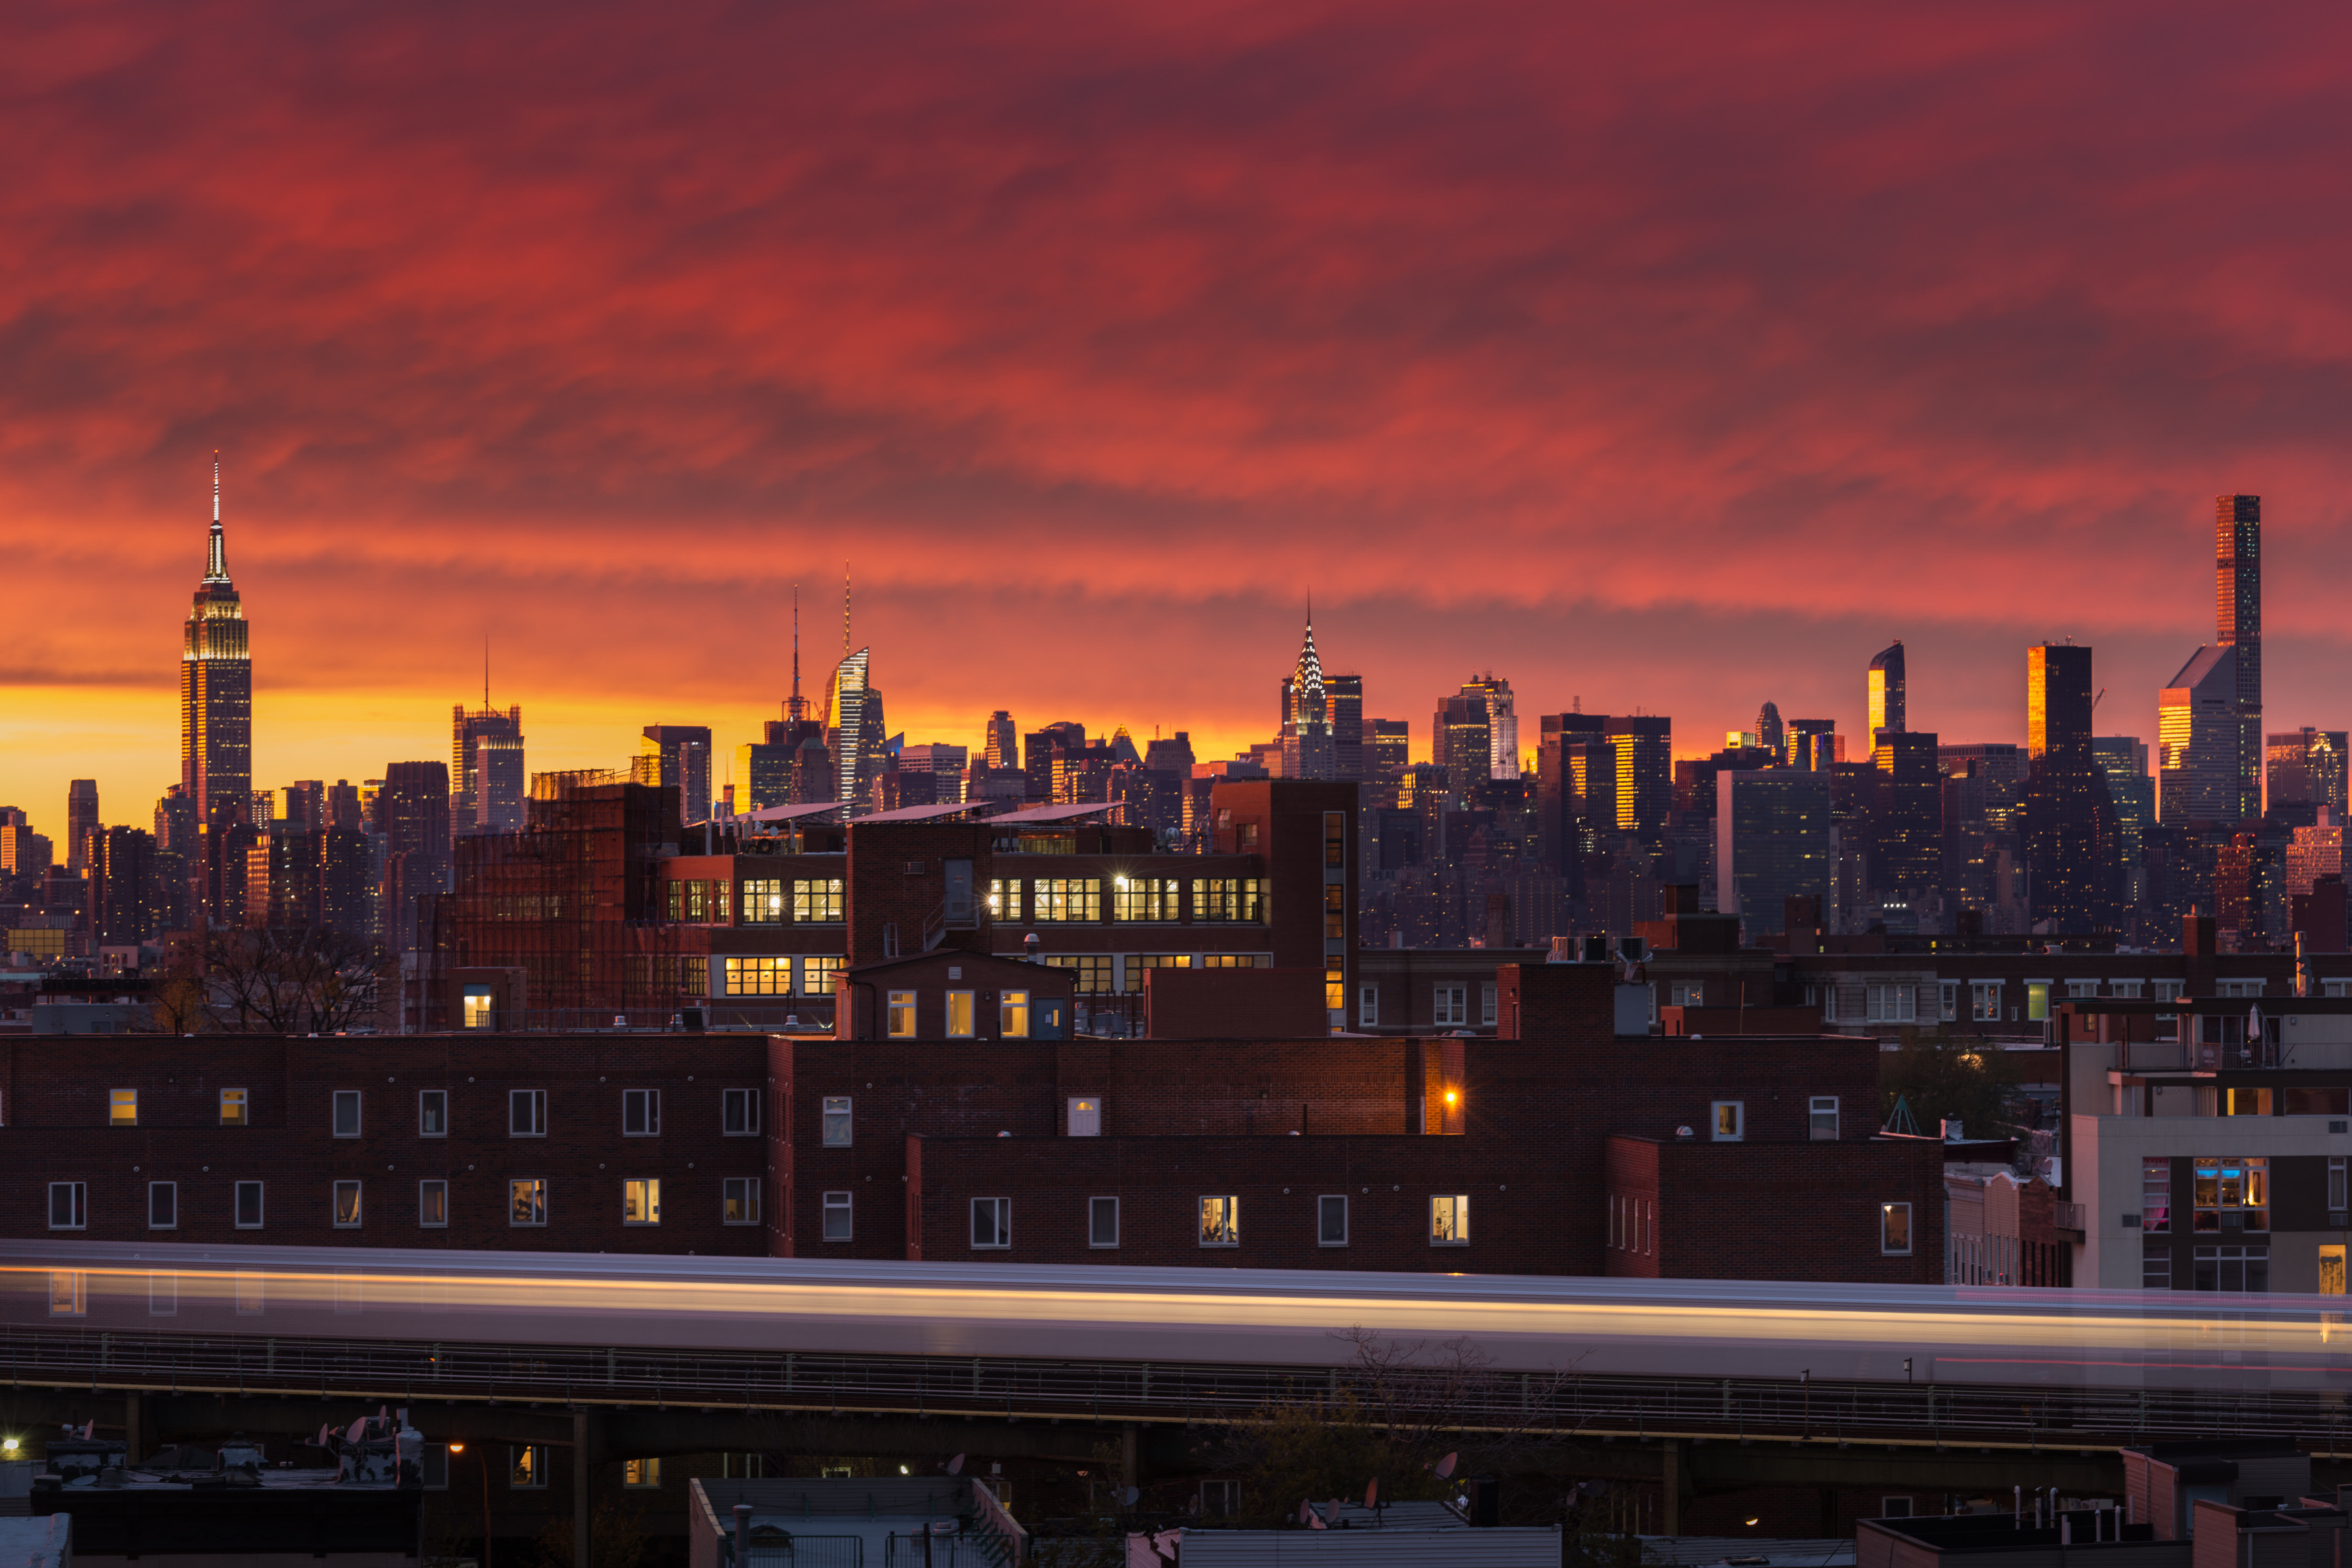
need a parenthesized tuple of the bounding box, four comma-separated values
(2025, 982, 2050, 1022)
(723, 1177, 761, 1225)
(1712, 1101, 1744, 1142)
(110, 1089, 137, 1128)
(1001, 990, 1031, 1038)
(822, 1097, 852, 1147)
(1324, 883, 1346, 940)
(1431, 1194, 1470, 1245)
(741, 879, 785, 925)
(509, 1178, 547, 1227)
(148, 1181, 177, 1230)
(1190, 879, 1265, 922)
(46, 1182, 85, 1231)
(723, 957, 791, 996)
(419, 1089, 448, 1136)
(236, 1272, 264, 1315)
(462, 986, 495, 1029)
(219, 1088, 248, 1126)
(333, 1090, 362, 1137)
(1882, 1202, 1914, 1255)
(972, 1197, 1011, 1249)
(1809, 1097, 1839, 1141)
(1067, 1098, 1102, 1136)
(2143, 1158, 2171, 1232)
(792, 878, 844, 923)
(510, 1089, 546, 1137)
(420, 1180, 449, 1228)
(1319, 1195, 1348, 1247)
(1199, 1195, 1240, 1247)
(989, 878, 1021, 922)
(946, 991, 975, 1037)
(1089, 1196, 1119, 1248)
(333, 1180, 362, 1228)
(798, 956, 843, 997)
(235, 1181, 264, 1229)
(623, 1458, 662, 1489)
(722, 1088, 760, 1135)
(1031, 879, 1102, 922)
(622, 1088, 660, 1136)
(1110, 877, 1180, 922)
(623, 1178, 661, 1225)
(822, 1190, 852, 1241)
(1041, 954, 1113, 993)
(1971, 982, 2001, 1021)
(887, 991, 917, 1037)
(2192, 1157, 2268, 1232)
(511, 1447, 546, 1489)
(48, 1272, 84, 1317)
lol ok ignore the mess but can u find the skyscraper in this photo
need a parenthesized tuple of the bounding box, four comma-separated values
(1785, 719, 1836, 772)
(65, 780, 98, 873)
(453, 703, 524, 831)
(182, 455, 253, 836)
(2268, 728, 2350, 816)
(2025, 643, 2117, 931)
(1433, 675, 1517, 783)
(1755, 702, 1784, 758)
(1716, 770, 1831, 939)
(2158, 646, 2241, 823)
(374, 761, 451, 951)
(1326, 675, 1365, 781)
(1870, 730, 1941, 894)
(1867, 642, 1906, 738)
(2217, 495, 2262, 819)
(985, 712, 1018, 769)
(825, 650, 887, 808)
(639, 725, 715, 822)
(1277, 617, 1335, 781)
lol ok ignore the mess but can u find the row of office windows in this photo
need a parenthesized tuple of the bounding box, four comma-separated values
(1356, 982, 1498, 1030)
(821, 1192, 1472, 1248)
(1038, 953, 1270, 994)
(987, 879, 1265, 925)
(45, 1176, 765, 1233)
(1703, 1097, 1843, 1142)
(674, 878, 843, 926)
(717, 955, 842, 997)
(883, 990, 1036, 1037)
(106, 1086, 763, 1137)
(2134, 1155, 2352, 1235)
(1808, 978, 2286, 1028)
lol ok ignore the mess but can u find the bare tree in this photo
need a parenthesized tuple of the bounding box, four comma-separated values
(206, 926, 392, 1034)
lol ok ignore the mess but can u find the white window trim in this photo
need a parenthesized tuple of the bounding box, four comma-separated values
(945, 990, 976, 1038)
(1199, 1195, 1240, 1247)
(1358, 985, 1378, 1028)
(1430, 1193, 1470, 1246)
(46, 1182, 84, 1231)
(332, 1089, 363, 1138)
(510, 1089, 547, 1138)
(971, 1196, 1011, 1250)
(419, 1179, 449, 1229)
(622, 1087, 660, 1137)
(722, 1087, 760, 1136)
(1088, 1195, 1120, 1249)
(887, 990, 918, 1038)
(821, 1190, 854, 1242)
(234, 1180, 265, 1230)
(332, 1179, 363, 1229)
(509, 1178, 548, 1228)
(622, 1177, 661, 1226)
(822, 1096, 853, 1148)
(1809, 1095, 1840, 1141)
(1318, 1194, 1349, 1247)
(1711, 1100, 1745, 1142)
(148, 1180, 177, 1231)
(418, 1089, 448, 1138)
(722, 1176, 762, 1226)
(1882, 1201, 1915, 1256)
(220, 1087, 248, 1126)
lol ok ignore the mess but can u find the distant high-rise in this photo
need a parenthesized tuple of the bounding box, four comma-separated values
(1867, 642, 1906, 738)
(2025, 643, 2116, 931)
(473, 737, 526, 832)
(2217, 495, 2262, 818)
(985, 712, 1018, 770)
(1870, 730, 1941, 894)
(1785, 719, 1836, 772)
(639, 725, 714, 823)
(182, 455, 253, 837)
(1434, 675, 1518, 783)
(453, 704, 524, 830)
(65, 780, 98, 872)
(1716, 770, 1832, 939)
(1755, 702, 1784, 758)
(2158, 646, 2242, 823)
(88, 826, 157, 948)
(1277, 617, 1336, 781)
(2269, 728, 2350, 816)
(374, 761, 452, 951)
(1367, 720, 1409, 783)
(1326, 675, 1365, 781)
(1606, 716, 1674, 836)
(824, 652, 886, 809)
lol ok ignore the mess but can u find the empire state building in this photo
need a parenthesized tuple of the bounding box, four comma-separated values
(182, 456, 252, 834)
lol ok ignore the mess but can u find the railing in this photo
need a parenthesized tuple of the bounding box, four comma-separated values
(5, 1323, 2352, 1449)
(2053, 1201, 2086, 1233)
(1072, 995, 1146, 1037)
(462, 1004, 835, 1034)
(723, 1539, 864, 1567)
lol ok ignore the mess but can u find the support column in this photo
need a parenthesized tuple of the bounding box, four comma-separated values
(124, 1395, 145, 1465)
(1120, 1426, 1138, 1493)
(573, 1411, 593, 1568)
(1661, 1441, 1680, 1537)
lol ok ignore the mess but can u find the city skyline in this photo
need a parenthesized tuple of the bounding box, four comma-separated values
(11, 3, 2352, 818)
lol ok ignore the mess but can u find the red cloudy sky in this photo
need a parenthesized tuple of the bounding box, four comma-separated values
(7, 0, 2352, 825)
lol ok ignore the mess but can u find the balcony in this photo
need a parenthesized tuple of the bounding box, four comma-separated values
(2053, 1201, 2086, 1236)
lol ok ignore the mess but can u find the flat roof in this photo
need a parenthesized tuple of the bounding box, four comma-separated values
(726, 803, 844, 825)
(989, 803, 1120, 824)
(850, 802, 991, 823)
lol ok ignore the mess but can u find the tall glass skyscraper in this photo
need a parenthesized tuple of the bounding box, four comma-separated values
(2216, 495, 2262, 819)
(1867, 641, 1906, 739)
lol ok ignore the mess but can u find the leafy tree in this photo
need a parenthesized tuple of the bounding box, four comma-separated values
(1880, 1028, 2022, 1137)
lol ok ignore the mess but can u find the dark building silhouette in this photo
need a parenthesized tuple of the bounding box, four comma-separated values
(1755, 702, 1784, 758)
(2217, 494, 2262, 820)
(640, 725, 714, 824)
(1870, 730, 1942, 894)
(452, 703, 524, 833)
(89, 827, 157, 948)
(64, 780, 98, 873)
(375, 762, 452, 952)
(1867, 641, 1906, 738)
(2025, 643, 2118, 932)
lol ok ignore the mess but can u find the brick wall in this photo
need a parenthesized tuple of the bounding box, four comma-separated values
(1603, 1133, 1946, 1284)
(1143, 968, 1329, 1039)
(0, 1035, 769, 1253)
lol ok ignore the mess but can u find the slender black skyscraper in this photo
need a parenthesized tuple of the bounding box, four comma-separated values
(182, 455, 253, 835)
(2025, 642, 2116, 932)
(1867, 642, 1905, 738)
(2216, 495, 2262, 819)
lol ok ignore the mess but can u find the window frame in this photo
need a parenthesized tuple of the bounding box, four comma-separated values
(1318, 1194, 1349, 1247)
(1433, 984, 1467, 1028)
(509, 1177, 548, 1228)
(1711, 1100, 1745, 1142)
(821, 1190, 853, 1242)
(48, 1271, 84, 1317)
(971, 1196, 1012, 1250)
(419, 1179, 449, 1229)
(219, 1087, 248, 1126)
(148, 1180, 177, 1230)
(510, 1446, 548, 1489)
(234, 1180, 265, 1230)
(1001, 989, 1031, 1038)
(1480, 981, 1498, 1028)
(1358, 985, 1378, 1028)
(509, 1088, 547, 1138)
(622, 1087, 660, 1137)
(2332, 1157, 2348, 1215)
(887, 990, 918, 1037)
(722, 1176, 762, 1226)
(1430, 1193, 1470, 1246)
(722, 1087, 760, 1136)
(623, 1457, 663, 1489)
(419, 1088, 448, 1137)
(47, 1181, 86, 1231)
(822, 1096, 853, 1147)
(946, 990, 976, 1037)
(1808, 1096, 1839, 1141)
(1089, 1195, 1120, 1249)
(622, 1177, 661, 1226)
(110, 1088, 137, 1128)
(1881, 1201, 1914, 1255)
(1199, 1194, 1240, 1248)
(333, 1089, 362, 1138)
(333, 1179, 363, 1229)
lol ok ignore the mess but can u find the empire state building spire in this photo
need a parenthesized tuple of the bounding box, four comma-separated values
(205, 450, 231, 582)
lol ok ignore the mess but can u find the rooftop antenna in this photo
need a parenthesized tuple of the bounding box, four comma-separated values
(205, 450, 228, 580)
(844, 561, 852, 656)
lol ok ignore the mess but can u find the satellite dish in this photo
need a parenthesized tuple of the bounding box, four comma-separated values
(1366, 1479, 1380, 1508)
(947, 1454, 966, 1475)
(1310, 1509, 1328, 1531)
(1120, 1486, 1140, 1507)
(1435, 1452, 1458, 1480)
(317, 1424, 334, 1449)
(1298, 1500, 1312, 1525)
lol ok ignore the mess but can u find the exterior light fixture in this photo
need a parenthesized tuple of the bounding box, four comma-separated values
(900, 1465, 911, 1474)
(1444, 1091, 1457, 1105)
(449, 1442, 466, 1454)
(1, 1439, 15, 1453)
